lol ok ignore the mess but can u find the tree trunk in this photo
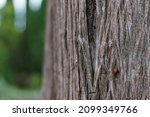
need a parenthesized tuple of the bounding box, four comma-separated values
(42, 0, 150, 100)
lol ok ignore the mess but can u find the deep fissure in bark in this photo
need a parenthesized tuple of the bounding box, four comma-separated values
(86, 0, 96, 92)
(86, 0, 96, 41)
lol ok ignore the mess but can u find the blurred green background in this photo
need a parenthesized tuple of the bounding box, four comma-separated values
(0, 0, 46, 99)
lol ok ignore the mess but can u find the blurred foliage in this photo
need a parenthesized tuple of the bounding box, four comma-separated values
(0, 78, 41, 99)
(0, 42, 9, 73)
(0, 1, 20, 49)
(0, 0, 46, 91)
(29, 73, 42, 89)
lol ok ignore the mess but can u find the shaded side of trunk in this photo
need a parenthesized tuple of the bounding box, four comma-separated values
(42, 0, 150, 99)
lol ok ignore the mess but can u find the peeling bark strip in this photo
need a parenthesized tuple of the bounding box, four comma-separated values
(42, 0, 150, 100)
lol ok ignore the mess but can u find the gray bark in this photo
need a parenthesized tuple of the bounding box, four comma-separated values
(42, 0, 150, 100)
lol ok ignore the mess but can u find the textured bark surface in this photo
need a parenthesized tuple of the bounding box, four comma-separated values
(42, 0, 150, 100)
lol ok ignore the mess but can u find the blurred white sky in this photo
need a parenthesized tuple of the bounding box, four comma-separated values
(0, 0, 6, 9)
(0, 0, 43, 10)
(0, 0, 43, 31)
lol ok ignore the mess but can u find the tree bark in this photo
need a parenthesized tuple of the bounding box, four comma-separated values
(42, 0, 150, 100)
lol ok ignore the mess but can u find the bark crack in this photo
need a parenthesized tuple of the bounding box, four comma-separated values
(86, 0, 96, 41)
(86, 0, 96, 99)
